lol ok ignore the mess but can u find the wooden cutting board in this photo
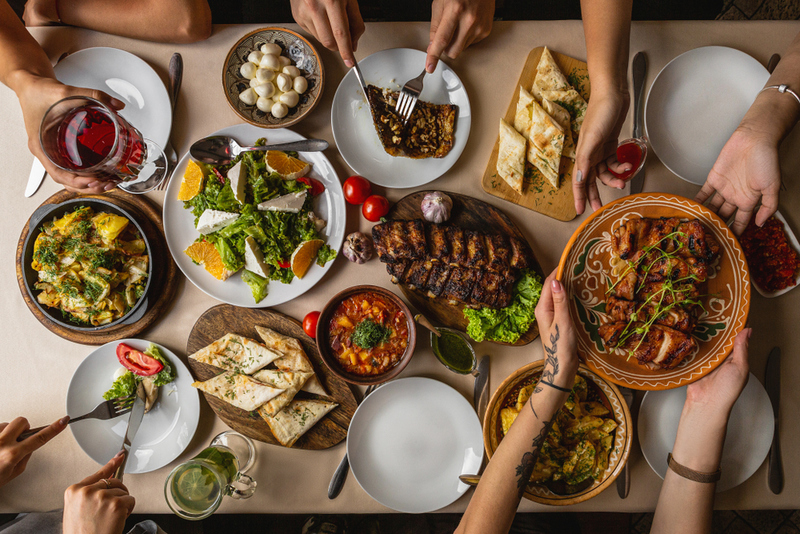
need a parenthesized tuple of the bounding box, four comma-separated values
(481, 47, 592, 222)
(386, 191, 542, 346)
(186, 305, 357, 450)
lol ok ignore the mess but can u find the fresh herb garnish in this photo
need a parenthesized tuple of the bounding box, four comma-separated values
(351, 319, 390, 349)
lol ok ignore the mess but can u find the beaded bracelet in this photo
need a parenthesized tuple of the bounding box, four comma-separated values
(760, 84, 800, 107)
(667, 453, 721, 484)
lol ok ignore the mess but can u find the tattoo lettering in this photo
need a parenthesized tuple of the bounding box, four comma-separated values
(534, 325, 561, 394)
(514, 417, 555, 498)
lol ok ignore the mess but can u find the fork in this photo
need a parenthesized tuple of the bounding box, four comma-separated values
(17, 395, 135, 441)
(395, 68, 427, 125)
(157, 53, 183, 191)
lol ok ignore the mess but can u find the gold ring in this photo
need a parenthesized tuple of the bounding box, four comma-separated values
(101, 478, 111, 489)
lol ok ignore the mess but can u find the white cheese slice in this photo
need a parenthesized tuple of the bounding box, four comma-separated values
(228, 161, 246, 204)
(257, 191, 307, 213)
(244, 236, 270, 277)
(196, 209, 239, 235)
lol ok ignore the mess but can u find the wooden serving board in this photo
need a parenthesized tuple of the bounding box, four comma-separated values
(386, 191, 542, 346)
(186, 305, 357, 450)
(15, 190, 178, 345)
(481, 47, 592, 222)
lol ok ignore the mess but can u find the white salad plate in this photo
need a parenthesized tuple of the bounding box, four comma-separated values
(638, 373, 773, 493)
(331, 48, 471, 188)
(645, 46, 769, 185)
(347, 377, 483, 513)
(163, 123, 346, 308)
(66, 339, 200, 474)
(53, 47, 172, 148)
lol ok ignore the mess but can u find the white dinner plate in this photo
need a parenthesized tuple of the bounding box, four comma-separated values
(53, 47, 172, 148)
(638, 373, 773, 492)
(347, 377, 483, 513)
(331, 48, 471, 188)
(163, 123, 346, 308)
(67, 339, 200, 474)
(645, 46, 769, 185)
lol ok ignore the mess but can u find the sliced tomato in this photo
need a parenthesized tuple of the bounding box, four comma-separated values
(116, 343, 163, 376)
(278, 259, 290, 269)
(298, 177, 325, 196)
(212, 168, 226, 184)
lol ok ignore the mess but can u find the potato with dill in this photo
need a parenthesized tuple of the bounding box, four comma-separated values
(500, 375, 617, 487)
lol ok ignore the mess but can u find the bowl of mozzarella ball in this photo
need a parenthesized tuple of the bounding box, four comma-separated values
(223, 27, 324, 128)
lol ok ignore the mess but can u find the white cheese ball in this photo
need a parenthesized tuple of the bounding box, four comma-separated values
(275, 73, 293, 93)
(259, 53, 280, 71)
(256, 68, 276, 83)
(278, 55, 292, 67)
(260, 43, 282, 56)
(249, 77, 260, 88)
(279, 90, 300, 108)
(247, 51, 264, 65)
(240, 61, 258, 79)
(239, 87, 258, 106)
(271, 102, 288, 118)
(293, 76, 308, 94)
(257, 96, 275, 112)
(254, 82, 275, 98)
(282, 65, 301, 78)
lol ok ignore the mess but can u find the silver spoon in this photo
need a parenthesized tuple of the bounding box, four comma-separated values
(190, 135, 329, 165)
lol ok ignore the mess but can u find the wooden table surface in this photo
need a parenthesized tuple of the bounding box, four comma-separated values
(1, 20, 799, 514)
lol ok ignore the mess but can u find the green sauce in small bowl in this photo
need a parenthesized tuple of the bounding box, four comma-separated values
(431, 328, 476, 374)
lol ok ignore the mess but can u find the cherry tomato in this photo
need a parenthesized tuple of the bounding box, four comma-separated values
(303, 311, 321, 338)
(298, 177, 325, 196)
(343, 175, 372, 205)
(116, 343, 163, 376)
(362, 195, 390, 222)
(278, 259, 290, 269)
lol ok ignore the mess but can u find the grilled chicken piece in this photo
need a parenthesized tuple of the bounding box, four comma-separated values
(608, 269, 639, 301)
(612, 217, 719, 262)
(386, 260, 410, 284)
(425, 262, 451, 298)
(485, 234, 511, 272)
(470, 270, 514, 308)
(627, 251, 709, 284)
(606, 296, 698, 334)
(636, 281, 700, 306)
(599, 321, 698, 369)
(372, 220, 426, 263)
(465, 230, 487, 269)
(403, 259, 434, 289)
(442, 267, 479, 303)
(445, 226, 467, 267)
(427, 224, 451, 262)
(509, 237, 534, 269)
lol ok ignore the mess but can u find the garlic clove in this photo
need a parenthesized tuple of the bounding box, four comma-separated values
(256, 68, 276, 83)
(239, 87, 258, 106)
(256, 96, 274, 112)
(240, 61, 257, 79)
(279, 90, 300, 108)
(259, 53, 280, 71)
(293, 76, 308, 94)
(254, 82, 276, 98)
(278, 55, 292, 67)
(247, 51, 264, 65)
(271, 101, 288, 119)
(260, 43, 282, 56)
(282, 65, 301, 78)
(275, 73, 293, 93)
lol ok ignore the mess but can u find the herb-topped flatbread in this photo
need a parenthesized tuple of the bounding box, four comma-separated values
(531, 47, 588, 135)
(251, 369, 313, 416)
(189, 333, 282, 375)
(256, 325, 329, 396)
(514, 86, 535, 137)
(261, 398, 338, 448)
(192, 372, 285, 412)
(542, 98, 576, 160)
(497, 119, 527, 194)
(528, 98, 565, 188)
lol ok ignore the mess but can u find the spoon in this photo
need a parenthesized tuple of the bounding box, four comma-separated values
(414, 314, 441, 337)
(190, 136, 329, 165)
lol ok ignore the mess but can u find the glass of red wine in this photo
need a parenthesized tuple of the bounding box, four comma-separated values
(608, 137, 647, 182)
(39, 96, 167, 193)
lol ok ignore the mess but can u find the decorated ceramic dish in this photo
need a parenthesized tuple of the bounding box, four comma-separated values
(222, 27, 323, 128)
(556, 193, 750, 391)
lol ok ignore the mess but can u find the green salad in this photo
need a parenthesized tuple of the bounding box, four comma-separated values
(182, 140, 336, 303)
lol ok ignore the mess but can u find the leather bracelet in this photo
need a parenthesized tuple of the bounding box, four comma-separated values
(538, 380, 571, 394)
(760, 84, 800, 107)
(667, 453, 721, 483)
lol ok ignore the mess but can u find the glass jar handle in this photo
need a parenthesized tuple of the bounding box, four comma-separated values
(227, 473, 257, 500)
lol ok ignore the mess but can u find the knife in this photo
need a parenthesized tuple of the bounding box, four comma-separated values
(328, 384, 378, 499)
(629, 52, 647, 195)
(113, 382, 146, 482)
(473, 356, 489, 421)
(616, 386, 635, 498)
(765, 347, 783, 494)
(25, 157, 47, 198)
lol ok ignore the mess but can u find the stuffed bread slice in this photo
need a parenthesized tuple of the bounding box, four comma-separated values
(192, 372, 285, 412)
(527, 99, 565, 188)
(514, 86, 535, 137)
(530, 48, 588, 135)
(261, 399, 338, 448)
(542, 98, 576, 160)
(256, 326, 329, 396)
(251, 369, 313, 417)
(189, 333, 282, 375)
(497, 119, 526, 194)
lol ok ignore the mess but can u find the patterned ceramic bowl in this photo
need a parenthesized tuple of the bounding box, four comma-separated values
(556, 193, 750, 391)
(483, 361, 632, 506)
(222, 27, 324, 128)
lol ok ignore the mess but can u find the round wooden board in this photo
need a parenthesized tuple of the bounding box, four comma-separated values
(387, 190, 542, 346)
(15, 190, 178, 345)
(186, 305, 357, 450)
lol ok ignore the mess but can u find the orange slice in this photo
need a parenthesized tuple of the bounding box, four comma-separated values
(266, 151, 311, 180)
(290, 239, 324, 279)
(185, 241, 233, 280)
(177, 160, 205, 201)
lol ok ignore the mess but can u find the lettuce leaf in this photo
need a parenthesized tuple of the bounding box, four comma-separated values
(102, 371, 136, 400)
(146, 344, 176, 387)
(241, 270, 269, 303)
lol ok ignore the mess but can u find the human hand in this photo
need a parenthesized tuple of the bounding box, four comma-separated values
(696, 126, 781, 235)
(22, 0, 60, 26)
(426, 0, 493, 73)
(290, 0, 365, 68)
(0, 416, 68, 488)
(13, 72, 125, 194)
(573, 87, 630, 215)
(63, 453, 134, 534)
(533, 270, 579, 392)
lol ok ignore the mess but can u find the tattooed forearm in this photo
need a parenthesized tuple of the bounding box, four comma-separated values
(534, 325, 561, 394)
(514, 417, 555, 498)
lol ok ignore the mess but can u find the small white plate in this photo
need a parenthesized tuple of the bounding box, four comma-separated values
(54, 47, 172, 148)
(638, 373, 773, 492)
(331, 48, 471, 188)
(67, 339, 200, 474)
(163, 123, 346, 308)
(748, 211, 800, 298)
(347, 377, 483, 513)
(645, 46, 769, 185)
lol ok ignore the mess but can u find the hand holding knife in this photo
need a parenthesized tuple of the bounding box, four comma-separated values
(113, 382, 146, 481)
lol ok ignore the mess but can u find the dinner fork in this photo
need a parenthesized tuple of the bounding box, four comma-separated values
(17, 395, 135, 441)
(395, 68, 427, 125)
(328, 383, 378, 499)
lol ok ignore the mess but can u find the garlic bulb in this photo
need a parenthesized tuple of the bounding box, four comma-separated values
(420, 191, 452, 223)
(342, 232, 373, 264)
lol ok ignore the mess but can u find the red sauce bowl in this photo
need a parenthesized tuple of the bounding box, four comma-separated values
(316, 285, 417, 385)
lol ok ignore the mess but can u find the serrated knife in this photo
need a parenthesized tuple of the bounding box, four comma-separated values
(113, 382, 146, 482)
(629, 52, 647, 194)
(765, 347, 783, 494)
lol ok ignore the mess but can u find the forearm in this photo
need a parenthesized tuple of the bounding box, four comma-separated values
(0, 1, 56, 91)
(580, 0, 632, 95)
(651, 403, 729, 534)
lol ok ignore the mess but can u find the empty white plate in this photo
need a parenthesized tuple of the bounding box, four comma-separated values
(347, 377, 483, 513)
(645, 46, 769, 185)
(638, 372, 773, 492)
